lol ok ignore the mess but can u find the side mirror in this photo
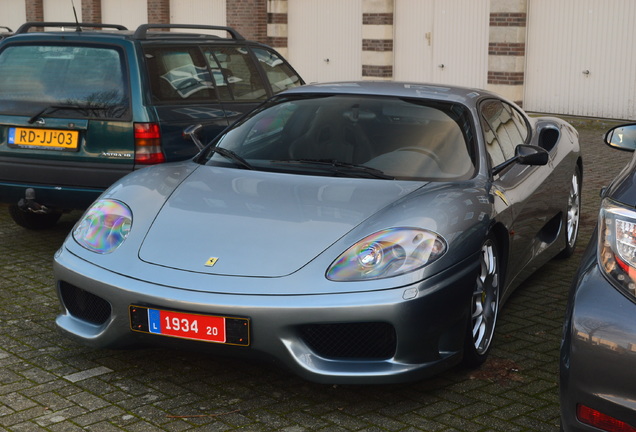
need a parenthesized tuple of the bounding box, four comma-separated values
(183, 124, 205, 151)
(605, 124, 636, 152)
(515, 144, 549, 166)
(492, 144, 548, 176)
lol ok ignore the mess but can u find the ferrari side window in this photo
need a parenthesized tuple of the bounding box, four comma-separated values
(480, 99, 521, 161)
(498, 104, 525, 151)
(506, 104, 529, 142)
(482, 117, 506, 167)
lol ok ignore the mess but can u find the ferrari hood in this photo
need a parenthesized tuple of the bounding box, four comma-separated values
(138, 167, 424, 277)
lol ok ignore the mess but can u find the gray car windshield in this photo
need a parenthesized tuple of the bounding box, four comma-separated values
(204, 95, 476, 180)
(0, 44, 130, 119)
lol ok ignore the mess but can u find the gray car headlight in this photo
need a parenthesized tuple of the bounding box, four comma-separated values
(327, 228, 446, 281)
(73, 199, 132, 254)
(599, 198, 636, 298)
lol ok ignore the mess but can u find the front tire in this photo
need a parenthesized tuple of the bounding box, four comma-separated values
(557, 166, 581, 259)
(8, 204, 62, 230)
(463, 235, 500, 367)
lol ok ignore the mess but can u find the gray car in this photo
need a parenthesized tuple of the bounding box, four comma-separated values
(560, 123, 636, 431)
(54, 81, 582, 384)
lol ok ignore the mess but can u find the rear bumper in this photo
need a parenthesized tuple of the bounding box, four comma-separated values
(0, 156, 133, 209)
(560, 239, 636, 431)
(0, 180, 105, 210)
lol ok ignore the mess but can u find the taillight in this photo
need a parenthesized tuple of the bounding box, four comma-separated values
(134, 123, 165, 164)
(577, 404, 636, 432)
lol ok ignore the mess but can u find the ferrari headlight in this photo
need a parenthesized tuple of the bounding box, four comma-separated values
(599, 198, 636, 298)
(327, 228, 446, 281)
(73, 199, 132, 254)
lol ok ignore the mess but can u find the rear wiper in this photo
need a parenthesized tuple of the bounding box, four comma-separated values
(275, 159, 394, 180)
(28, 104, 110, 124)
(210, 146, 254, 170)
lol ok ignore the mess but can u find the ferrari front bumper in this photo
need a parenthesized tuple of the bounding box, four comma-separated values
(54, 246, 478, 384)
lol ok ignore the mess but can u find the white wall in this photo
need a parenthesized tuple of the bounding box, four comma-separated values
(394, 0, 489, 88)
(102, 0, 147, 30)
(525, 0, 636, 119)
(1, 0, 27, 29)
(170, 0, 226, 30)
(288, 0, 363, 83)
(43, 0, 82, 22)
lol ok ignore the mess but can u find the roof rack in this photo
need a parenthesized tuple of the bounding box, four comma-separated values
(133, 24, 245, 41)
(0, 26, 12, 32)
(14, 22, 128, 34)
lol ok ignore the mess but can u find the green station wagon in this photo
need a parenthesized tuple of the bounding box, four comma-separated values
(0, 22, 303, 228)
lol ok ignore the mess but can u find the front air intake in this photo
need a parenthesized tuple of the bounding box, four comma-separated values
(59, 281, 112, 325)
(299, 322, 397, 359)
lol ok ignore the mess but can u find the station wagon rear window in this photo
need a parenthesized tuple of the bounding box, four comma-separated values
(0, 44, 130, 119)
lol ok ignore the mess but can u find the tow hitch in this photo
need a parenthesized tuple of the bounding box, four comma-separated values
(18, 188, 51, 214)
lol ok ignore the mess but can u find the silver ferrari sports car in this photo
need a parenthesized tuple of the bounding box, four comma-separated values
(54, 82, 582, 384)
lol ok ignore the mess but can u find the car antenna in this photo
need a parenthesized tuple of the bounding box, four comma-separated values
(70, 0, 81, 32)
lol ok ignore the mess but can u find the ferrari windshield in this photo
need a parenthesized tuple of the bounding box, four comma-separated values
(203, 94, 476, 180)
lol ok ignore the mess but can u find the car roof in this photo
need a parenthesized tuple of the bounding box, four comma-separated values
(280, 81, 501, 107)
(6, 22, 248, 44)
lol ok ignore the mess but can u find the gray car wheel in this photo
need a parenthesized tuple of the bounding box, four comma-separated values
(558, 166, 581, 258)
(463, 235, 500, 366)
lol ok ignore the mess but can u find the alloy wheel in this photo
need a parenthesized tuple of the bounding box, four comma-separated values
(471, 238, 500, 355)
(566, 170, 581, 249)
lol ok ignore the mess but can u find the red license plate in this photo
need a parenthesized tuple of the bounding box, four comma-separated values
(129, 306, 249, 346)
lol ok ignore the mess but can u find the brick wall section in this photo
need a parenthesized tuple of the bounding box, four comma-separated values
(228, 0, 268, 43)
(362, 65, 392, 78)
(362, 13, 392, 25)
(361, 1, 393, 80)
(362, 12, 393, 56)
(268, 36, 288, 48)
(489, 42, 525, 56)
(268, 12, 287, 24)
(490, 12, 527, 27)
(487, 2, 528, 104)
(81, 0, 102, 24)
(25, 0, 43, 22)
(488, 71, 524, 86)
(267, 11, 287, 47)
(362, 39, 393, 51)
(147, 0, 170, 24)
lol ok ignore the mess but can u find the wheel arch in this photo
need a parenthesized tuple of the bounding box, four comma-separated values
(488, 221, 510, 291)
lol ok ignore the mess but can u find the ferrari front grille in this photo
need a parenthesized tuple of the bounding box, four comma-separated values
(59, 281, 112, 325)
(299, 322, 397, 360)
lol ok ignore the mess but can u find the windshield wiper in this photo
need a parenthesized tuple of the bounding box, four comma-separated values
(274, 159, 394, 180)
(210, 146, 254, 170)
(28, 104, 110, 124)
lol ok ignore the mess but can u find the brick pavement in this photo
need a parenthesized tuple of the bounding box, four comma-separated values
(0, 118, 632, 431)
